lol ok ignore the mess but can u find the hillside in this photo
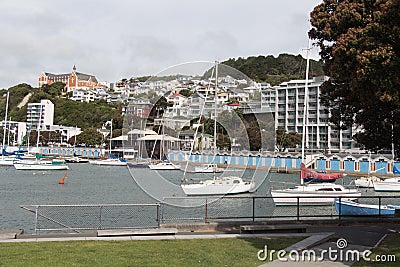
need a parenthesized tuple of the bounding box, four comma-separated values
(223, 54, 324, 85)
(0, 83, 123, 130)
(0, 53, 324, 130)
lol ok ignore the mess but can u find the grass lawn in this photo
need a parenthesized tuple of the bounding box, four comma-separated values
(353, 233, 400, 267)
(0, 237, 302, 267)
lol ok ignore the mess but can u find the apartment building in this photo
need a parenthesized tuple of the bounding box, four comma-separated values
(26, 99, 54, 130)
(262, 76, 356, 152)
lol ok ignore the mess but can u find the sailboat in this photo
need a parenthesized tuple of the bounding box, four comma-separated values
(181, 62, 255, 195)
(89, 120, 127, 166)
(65, 129, 89, 163)
(148, 122, 180, 170)
(13, 104, 69, 170)
(301, 163, 346, 183)
(271, 42, 360, 205)
(0, 90, 17, 166)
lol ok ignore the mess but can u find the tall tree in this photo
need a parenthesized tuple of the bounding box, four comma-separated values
(309, 0, 400, 154)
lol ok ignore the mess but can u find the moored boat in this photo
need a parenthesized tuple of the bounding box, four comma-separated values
(148, 161, 180, 170)
(271, 183, 361, 206)
(373, 177, 400, 192)
(194, 163, 223, 173)
(181, 176, 255, 195)
(89, 158, 127, 166)
(14, 159, 69, 170)
(65, 156, 89, 163)
(355, 176, 381, 188)
(334, 198, 396, 216)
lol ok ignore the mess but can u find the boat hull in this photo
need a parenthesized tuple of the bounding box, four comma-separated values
(14, 163, 69, 170)
(334, 198, 395, 216)
(373, 181, 400, 192)
(181, 177, 254, 195)
(0, 158, 17, 166)
(271, 183, 361, 205)
(89, 159, 127, 166)
(148, 163, 180, 170)
(65, 157, 89, 163)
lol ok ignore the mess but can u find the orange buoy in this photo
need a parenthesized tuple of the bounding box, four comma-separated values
(58, 173, 67, 184)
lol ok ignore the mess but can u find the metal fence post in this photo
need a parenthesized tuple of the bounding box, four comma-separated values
(205, 198, 208, 223)
(99, 206, 103, 230)
(252, 197, 255, 222)
(296, 197, 300, 221)
(379, 196, 381, 216)
(34, 205, 39, 234)
(157, 203, 161, 228)
(338, 198, 342, 221)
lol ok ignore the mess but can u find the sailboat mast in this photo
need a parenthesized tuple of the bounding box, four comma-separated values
(301, 40, 311, 185)
(213, 62, 218, 175)
(109, 119, 113, 156)
(2, 90, 9, 157)
(36, 103, 43, 151)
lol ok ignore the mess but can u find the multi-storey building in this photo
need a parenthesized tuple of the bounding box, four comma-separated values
(262, 76, 356, 152)
(26, 99, 54, 130)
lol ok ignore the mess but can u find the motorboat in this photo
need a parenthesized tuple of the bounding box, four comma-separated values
(148, 161, 180, 170)
(89, 158, 127, 166)
(181, 176, 255, 195)
(65, 156, 89, 163)
(194, 163, 223, 173)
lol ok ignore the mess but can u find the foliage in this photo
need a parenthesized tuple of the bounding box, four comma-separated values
(0, 84, 34, 122)
(223, 54, 324, 85)
(67, 128, 102, 147)
(309, 0, 400, 154)
(40, 82, 65, 97)
(179, 88, 193, 97)
(276, 127, 302, 151)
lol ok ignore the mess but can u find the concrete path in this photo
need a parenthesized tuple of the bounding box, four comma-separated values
(259, 224, 399, 266)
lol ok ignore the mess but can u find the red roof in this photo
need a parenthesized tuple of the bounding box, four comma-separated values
(228, 102, 240, 106)
(169, 93, 184, 98)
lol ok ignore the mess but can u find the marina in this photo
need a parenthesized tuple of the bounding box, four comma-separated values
(1, 163, 400, 233)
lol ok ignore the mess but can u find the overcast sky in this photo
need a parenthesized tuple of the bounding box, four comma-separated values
(0, 0, 322, 89)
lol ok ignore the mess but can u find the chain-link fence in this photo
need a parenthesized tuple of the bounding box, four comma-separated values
(21, 204, 161, 234)
(160, 195, 400, 223)
(21, 196, 400, 234)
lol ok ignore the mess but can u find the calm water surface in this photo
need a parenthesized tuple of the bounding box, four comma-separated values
(0, 164, 398, 233)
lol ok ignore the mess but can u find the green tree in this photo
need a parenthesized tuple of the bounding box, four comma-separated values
(309, 0, 400, 153)
(179, 89, 193, 97)
(276, 127, 302, 151)
(68, 128, 102, 147)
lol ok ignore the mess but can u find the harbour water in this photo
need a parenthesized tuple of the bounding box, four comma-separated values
(0, 164, 398, 233)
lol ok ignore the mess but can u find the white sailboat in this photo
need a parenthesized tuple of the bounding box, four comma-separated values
(181, 62, 255, 195)
(13, 103, 69, 170)
(373, 177, 400, 192)
(354, 153, 382, 188)
(148, 122, 180, 170)
(0, 90, 18, 166)
(271, 42, 360, 205)
(89, 120, 127, 166)
(65, 129, 89, 163)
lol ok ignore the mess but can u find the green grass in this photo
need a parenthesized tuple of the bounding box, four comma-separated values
(353, 233, 400, 267)
(0, 237, 302, 267)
